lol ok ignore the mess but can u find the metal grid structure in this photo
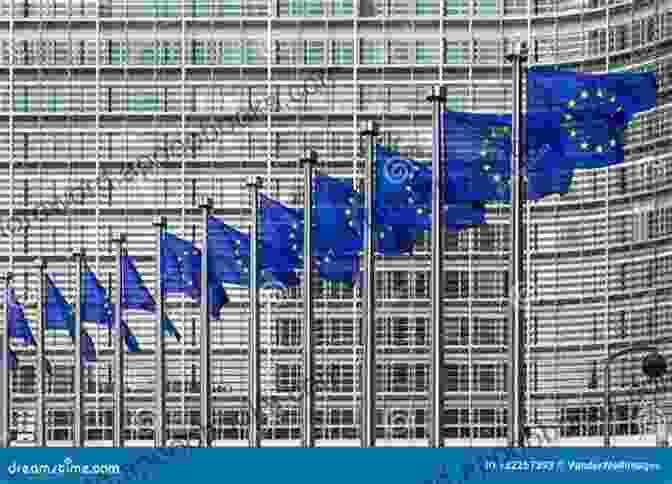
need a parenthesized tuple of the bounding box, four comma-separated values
(0, 0, 671, 447)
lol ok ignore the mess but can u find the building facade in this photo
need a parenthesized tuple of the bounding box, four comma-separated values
(0, 0, 671, 446)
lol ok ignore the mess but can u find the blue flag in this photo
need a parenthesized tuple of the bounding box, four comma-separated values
(162, 232, 229, 319)
(1, 347, 17, 370)
(527, 69, 656, 169)
(82, 264, 178, 344)
(375, 145, 487, 250)
(442, 111, 574, 202)
(313, 176, 364, 257)
(6, 288, 35, 346)
(208, 216, 300, 288)
(46, 276, 97, 364)
(122, 256, 156, 313)
(260, 195, 361, 284)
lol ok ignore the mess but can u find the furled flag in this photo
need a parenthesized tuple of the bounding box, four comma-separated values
(46, 276, 97, 365)
(527, 69, 657, 169)
(1, 346, 17, 370)
(161, 232, 229, 320)
(6, 288, 36, 346)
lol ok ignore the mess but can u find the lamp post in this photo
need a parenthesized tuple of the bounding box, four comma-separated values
(603, 338, 672, 447)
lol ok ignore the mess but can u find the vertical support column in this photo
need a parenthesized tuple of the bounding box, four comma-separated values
(604, 361, 611, 447)
(360, 120, 379, 448)
(199, 199, 212, 448)
(505, 42, 528, 448)
(113, 235, 126, 448)
(35, 259, 47, 447)
(73, 250, 85, 447)
(247, 177, 262, 448)
(1, 273, 12, 447)
(153, 216, 167, 447)
(427, 86, 446, 448)
(301, 149, 318, 448)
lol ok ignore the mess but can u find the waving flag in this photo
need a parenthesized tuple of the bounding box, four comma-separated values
(161, 232, 230, 319)
(46, 276, 97, 364)
(527, 69, 656, 169)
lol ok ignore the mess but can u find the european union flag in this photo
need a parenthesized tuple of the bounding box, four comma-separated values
(208, 216, 300, 288)
(83, 263, 180, 343)
(6, 288, 35, 346)
(122, 256, 156, 313)
(376, 145, 487, 248)
(442, 111, 574, 202)
(120, 320, 140, 353)
(313, 175, 364, 257)
(162, 232, 229, 319)
(207, 217, 252, 286)
(260, 195, 360, 284)
(528, 69, 657, 169)
(46, 277, 97, 364)
(1, 347, 17, 370)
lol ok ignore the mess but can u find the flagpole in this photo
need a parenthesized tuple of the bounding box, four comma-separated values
(360, 120, 379, 448)
(301, 149, 317, 448)
(153, 216, 167, 447)
(1, 273, 12, 447)
(72, 249, 85, 447)
(246, 176, 262, 448)
(113, 234, 126, 448)
(198, 198, 213, 448)
(427, 86, 447, 448)
(505, 40, 528, 448)
(35, 258, 47, 447)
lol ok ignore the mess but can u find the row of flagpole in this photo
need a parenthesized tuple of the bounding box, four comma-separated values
(0, 42, 529, 448)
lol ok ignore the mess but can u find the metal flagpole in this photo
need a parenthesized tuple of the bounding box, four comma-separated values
(427, 85, 447, 448)
(360, 120, 379, 448)
(301, 149, 317, 448)
(1, 273, 12, 448)
(73, 250, 85, 447)
(246, 177, 262, 448)
(35, 258, 47, 447)
(113, 234, 126, 448)
(505, 41, 528, 448)
(199, 198, 213, 448)
(153, 216, 167, 447)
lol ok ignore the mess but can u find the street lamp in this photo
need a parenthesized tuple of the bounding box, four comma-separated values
(603, 339, 672, 447)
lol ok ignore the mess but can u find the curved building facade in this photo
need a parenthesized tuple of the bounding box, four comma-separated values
(0, 0, 670, 446)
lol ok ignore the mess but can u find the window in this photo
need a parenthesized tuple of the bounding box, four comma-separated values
(304, 42, 322, 65)
(446, 46, 465, 64)
(443, 363, 467, 392)
(334, 46, 353, 64)
(415, 46, 435, 64)
(446, 317, 469, 345)
(275, 364, 300, 392)
(474, 364, 496, 392)
(222, 0, 241, 15)
(415, 0, 433, 15)
(15, 95, 31, 112)
(446, 0, 465, 15)
(334, 0, 353, 15)
(47, 95, 65, 112)
(193, 0, 209, 16)
(128, 95, 160, 112)
(366, 47, 386, 64)
(474, 318, 500, 345)
(276, 318, 300, 347)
